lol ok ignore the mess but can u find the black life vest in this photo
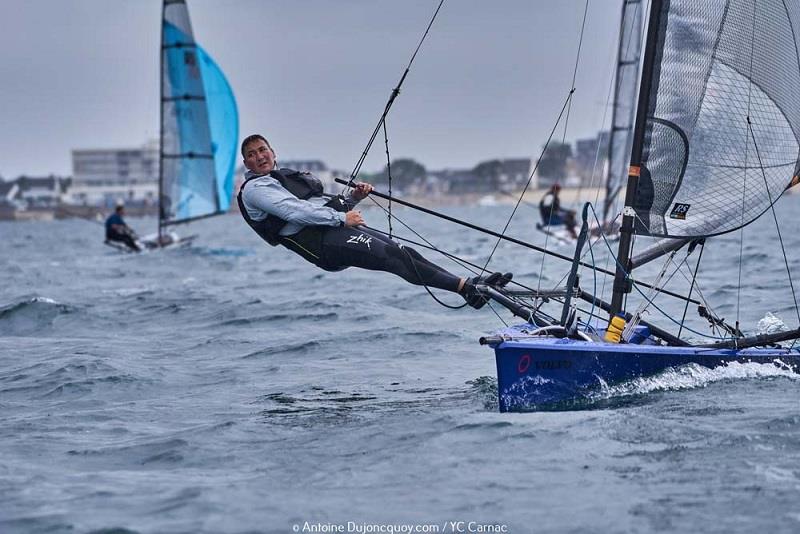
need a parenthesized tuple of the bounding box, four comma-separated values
(238, 168, 350, 269)
(237, 168, 326, 246)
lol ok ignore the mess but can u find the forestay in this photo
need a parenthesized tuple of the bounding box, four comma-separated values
(633, 0, 800, 238)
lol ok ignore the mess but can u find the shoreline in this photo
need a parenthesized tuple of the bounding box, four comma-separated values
(0, 187, 607, 222)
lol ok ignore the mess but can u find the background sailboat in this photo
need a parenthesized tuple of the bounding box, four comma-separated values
(602, 0, 642, 228)
(536, 0, 642, 243)
(139, 0, 238, 249)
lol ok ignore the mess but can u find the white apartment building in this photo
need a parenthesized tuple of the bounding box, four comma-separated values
(69, 143, 159, 207)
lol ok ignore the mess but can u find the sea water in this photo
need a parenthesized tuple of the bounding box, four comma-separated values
(2, 196, 800, 533)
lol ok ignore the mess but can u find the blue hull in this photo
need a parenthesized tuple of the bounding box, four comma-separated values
(491, 325, 800, 412)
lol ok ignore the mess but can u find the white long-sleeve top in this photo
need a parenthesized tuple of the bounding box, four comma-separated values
(240, 170, 358, 236)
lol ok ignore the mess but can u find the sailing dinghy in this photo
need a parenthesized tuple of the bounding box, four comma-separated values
(537, 0, 642, 244)
(324, 0, 800, 412)
(138, 0, 238, 250)
(482, 0, 800, 411)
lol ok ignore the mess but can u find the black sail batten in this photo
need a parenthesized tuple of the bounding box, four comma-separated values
(162, 43, 198, 50)
(161, 153, 214, 159)
(162, 96, 206, 102)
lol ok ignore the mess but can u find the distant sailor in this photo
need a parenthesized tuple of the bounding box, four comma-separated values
(539, 183, 577, 239)
(237, 134, 512, 308)
(105, 202, 141, 252)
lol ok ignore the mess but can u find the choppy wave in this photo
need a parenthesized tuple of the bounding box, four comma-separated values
(0, 296, 75, 336)
(1, 358, 145, 400)
(757, 312, 788, 335)
(4, 202, 800, 531)
(216, 311, 339, 327)
(241, 340, 322, 359)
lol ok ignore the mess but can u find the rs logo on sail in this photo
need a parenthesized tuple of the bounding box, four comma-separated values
(670, 203, 691, 219)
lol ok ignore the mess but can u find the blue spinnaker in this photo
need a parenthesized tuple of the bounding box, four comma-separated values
(198, 45, 238, 213)
(160, 1, 237, 225)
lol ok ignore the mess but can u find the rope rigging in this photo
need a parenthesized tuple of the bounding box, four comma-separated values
(334, 0, 793, 349)
(748, 118, 800, 337)
(338, 177, 702, 305)
(339, 0, 596, 303)
(499, 0, 591, 286)
(343, 0, 446, 187)
(677, 239, 704, 339)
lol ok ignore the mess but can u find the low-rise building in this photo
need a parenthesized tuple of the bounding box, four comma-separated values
(0, 175, 70, 220)
(69, 143, 159, 207)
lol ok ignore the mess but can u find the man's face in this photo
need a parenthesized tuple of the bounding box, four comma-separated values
(243, 139, 276, 174)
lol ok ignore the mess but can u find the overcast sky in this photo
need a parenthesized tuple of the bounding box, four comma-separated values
(0, 0, 628, 179)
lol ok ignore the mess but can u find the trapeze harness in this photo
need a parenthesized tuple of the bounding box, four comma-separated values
(237, 169, 462, 292)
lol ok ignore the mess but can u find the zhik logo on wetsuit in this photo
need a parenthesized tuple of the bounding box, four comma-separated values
(347, 233, 372, 250)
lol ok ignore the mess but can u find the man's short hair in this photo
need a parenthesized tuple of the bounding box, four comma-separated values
(241, 134, 270, 157)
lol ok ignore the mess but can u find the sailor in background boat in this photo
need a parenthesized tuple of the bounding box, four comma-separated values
(104, 202, 141, 252)
(238, 134, 512, 309)
(539, 183, 577, 239)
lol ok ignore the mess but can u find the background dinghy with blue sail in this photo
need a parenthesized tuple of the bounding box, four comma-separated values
(482, 0, 800, 411)
(138, 0, 238, 250)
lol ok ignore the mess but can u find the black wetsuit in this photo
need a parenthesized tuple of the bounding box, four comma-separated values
(239, 171, 462, 292)
(316, 226, 461, 292)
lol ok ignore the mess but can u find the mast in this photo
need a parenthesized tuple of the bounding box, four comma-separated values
(157, 0, 166, 243)
(610, 0, 665, 317)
